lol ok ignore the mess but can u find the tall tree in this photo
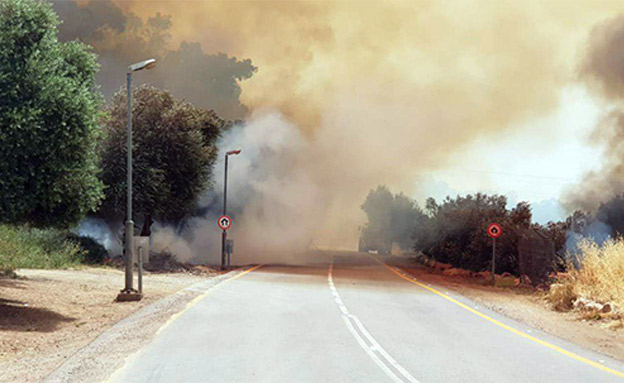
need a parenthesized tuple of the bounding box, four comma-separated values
(0, 0, 104, 228)
(360, 186, 425, 253)
(99, 85, 223, 235)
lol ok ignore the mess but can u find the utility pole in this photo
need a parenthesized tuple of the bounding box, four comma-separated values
(117, 58, 156, 302)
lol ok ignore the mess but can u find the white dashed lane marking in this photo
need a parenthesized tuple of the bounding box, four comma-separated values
(327, 262, 420, 383)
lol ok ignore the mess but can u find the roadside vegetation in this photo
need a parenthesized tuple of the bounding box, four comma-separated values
(97, 85, 226, 236)
(360, 187, 564, 275)
(0, 0, 231, 272)
(0, 225, 82, 270)
(0, 0, 104, 229)
(360, 185, 624, 321)
(551, 239, 624, 319)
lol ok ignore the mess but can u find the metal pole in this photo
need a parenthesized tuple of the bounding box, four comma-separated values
(491, 238, 496, 286)
(124, 72, 135, 292)
(227, 244, 231, 268)
(223, 154, 228, 215)
(138, 246, 143, 294)
(221, 154, 228, 269)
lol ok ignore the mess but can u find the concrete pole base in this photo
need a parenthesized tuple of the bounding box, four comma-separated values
(116, 289, 143, 302)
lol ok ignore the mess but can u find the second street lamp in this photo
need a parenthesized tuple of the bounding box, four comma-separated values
(117, 58, 156, 301)
(222, 149, 241, 269)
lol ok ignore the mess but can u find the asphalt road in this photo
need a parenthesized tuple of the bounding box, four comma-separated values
(110, 252, 624, 382)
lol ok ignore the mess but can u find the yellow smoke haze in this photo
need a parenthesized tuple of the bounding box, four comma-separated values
(115, 0, 624, 248)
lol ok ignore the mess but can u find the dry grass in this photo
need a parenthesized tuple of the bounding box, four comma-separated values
(548, 283, 576, 311)
(559, 238, 624, 312)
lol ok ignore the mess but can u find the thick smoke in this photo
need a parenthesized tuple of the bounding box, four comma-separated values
(565, 221, 611, 261)
(119, 0, 605, 253)
(51, 0, 256, 120)
(151, 226, 194, 263)
(172, 111, 327, 264)
(581, 15, 624, 100)
(75, 217, 121, 255)
(56, 1, 624, 262)
(565, 15, 624, 211)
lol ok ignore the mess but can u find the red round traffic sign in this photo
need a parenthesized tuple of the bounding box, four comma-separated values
(487, 223, 502, 239)
(217, 215, 232, 230)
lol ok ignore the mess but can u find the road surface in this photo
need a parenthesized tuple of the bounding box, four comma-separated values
(110, 252, 624, 382)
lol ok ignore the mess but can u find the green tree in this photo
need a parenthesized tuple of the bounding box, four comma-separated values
(414, 193, 536, 273)
(99, 85, 222, 235)
(390, 193, 425, 250)
(0, 0, 104, 228)
(360, 186, 425, 253)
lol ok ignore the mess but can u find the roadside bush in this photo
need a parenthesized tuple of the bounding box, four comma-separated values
(66, 233, 109, 264)
(548, 283, 576, 311)
(557, 238, 624, 311)
(0, 225, 83, 270)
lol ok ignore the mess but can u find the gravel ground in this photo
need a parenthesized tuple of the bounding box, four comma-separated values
(0, 267, 228, 382)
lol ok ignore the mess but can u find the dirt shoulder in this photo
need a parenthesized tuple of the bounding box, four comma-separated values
(0, 267, 221, 382)
(392, 260, 624, 363)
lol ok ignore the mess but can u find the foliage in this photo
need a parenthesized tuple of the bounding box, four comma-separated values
(359, 186, 426, 253)
(359, 187, 572, 275)
(0, 0, 104, 228)
(413, 194, 527, 272)
(66, 233, 108, 264)
(53, 2, 257, 120)
(414, 194, 571, 274)
(0, 224, 83, 270)
(98, 85, 222, 234)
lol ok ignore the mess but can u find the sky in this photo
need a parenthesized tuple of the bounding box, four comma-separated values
(420, 86, 604, 223)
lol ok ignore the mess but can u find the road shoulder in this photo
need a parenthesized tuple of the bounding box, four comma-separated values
(392, 261, 624, 363)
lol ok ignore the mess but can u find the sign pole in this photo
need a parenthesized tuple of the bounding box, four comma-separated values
(487, 222, 502, 286)
(491, 238, 496, 286)
(219, 149, 240, 270)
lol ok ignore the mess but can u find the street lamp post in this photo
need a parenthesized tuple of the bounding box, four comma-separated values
(221, 149, 241, 269)
(117, 58, 156, 301)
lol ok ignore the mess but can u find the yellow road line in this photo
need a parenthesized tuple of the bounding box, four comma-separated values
(107, 264, 264, 382)
(375, 258, 624, 379)
(156, 264, 264, 335)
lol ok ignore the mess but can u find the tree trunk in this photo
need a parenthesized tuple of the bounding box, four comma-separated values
(141, 214, 153, 237)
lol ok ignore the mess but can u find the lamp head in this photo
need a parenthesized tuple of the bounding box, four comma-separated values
(129, 58, 157, 72)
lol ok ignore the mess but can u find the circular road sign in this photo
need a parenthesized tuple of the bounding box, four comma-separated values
(487, 223, 502, 239)
(217, 215, 232, 230)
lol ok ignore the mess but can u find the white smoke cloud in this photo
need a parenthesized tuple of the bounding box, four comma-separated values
(565, 220, 612, 267)
(151, 226, 194, 263)
(73, 109, 326, 265)
(75, 217, 121, 255)
(183, 111, 327, 264)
